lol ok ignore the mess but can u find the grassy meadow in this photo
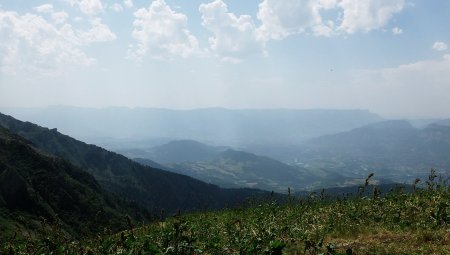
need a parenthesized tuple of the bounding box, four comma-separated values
(2, 172, 449, 255)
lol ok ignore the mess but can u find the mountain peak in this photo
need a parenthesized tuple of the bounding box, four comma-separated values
(364, 120, 413, 130)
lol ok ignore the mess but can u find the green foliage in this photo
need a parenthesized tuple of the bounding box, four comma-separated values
(0, 126, 147, 241)
(2, 173, 449, 254)
(168, 149, 319, 193)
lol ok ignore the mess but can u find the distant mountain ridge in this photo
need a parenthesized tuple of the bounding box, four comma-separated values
(433, 119, 450, 127)
(305, 120, 419, 157)
(135, 140, 345, 192)
(132, 139, 228, 164)
(287, 120, 450, 182)
(0, 113, 271, 214)
(1, 106, 383, 147)
(304, 120, 450, 160)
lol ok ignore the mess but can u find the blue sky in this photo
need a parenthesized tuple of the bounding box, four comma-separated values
(0, 0, 449, 118)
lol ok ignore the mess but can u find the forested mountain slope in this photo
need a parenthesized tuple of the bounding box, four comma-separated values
(0, 113, 269, 214)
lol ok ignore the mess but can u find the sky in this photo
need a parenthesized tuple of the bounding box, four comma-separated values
(0, 0, 449, 118)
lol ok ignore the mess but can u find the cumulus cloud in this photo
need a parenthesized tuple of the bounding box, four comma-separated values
(257, 0, 324, 40)
(199, 0, 264, 62)
(124, 0, 133, 8)
(337, 0, 405, 34)
(196, 0, 407, 62)
(0, 11, 94, 75)
(51, 11, 69, 24)
(35, 4, 70, 24)
(255, 0, 405, 40)
(0, 7, 116, 76)
(62, 0, 103, 16)
(198, 0, 407, 60)
(128, 0, 200, 61)
(392, 27, 403, 35)
(34, 4, 54, 13)
(79, 17, 117, 42)
(110, 3, 123, 13)
(433, 41, 448, 51)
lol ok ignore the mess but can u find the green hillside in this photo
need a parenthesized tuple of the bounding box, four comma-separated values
(132, 140, 346, 192)
(0, 113, 270, 214)
(165, 149, 335, 192)
(135, 139, 228, 164)
(3, 172, 449, 254)
(0, 126, 145, 241)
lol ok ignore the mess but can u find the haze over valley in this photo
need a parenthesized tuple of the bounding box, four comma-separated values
(2, 106, 449, 193)
(1, 0, 449, 253)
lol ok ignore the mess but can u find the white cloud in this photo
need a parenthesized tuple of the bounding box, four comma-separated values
(337, 0, 405, 34)
(199, 0, 264, 62)
(255, 0, 405, 39)
(110, 3, 123, 13)
(350, 55, 450, 118)
(257, 0, 324, 40)
(52, 11, 69, 24)
(34, 4, 54, 13)
(0, 8, 116, 76)
(79, 17, 116, 42)
(378, 56, 450, 86)
(62, 0, 103, 16)
(128, 0, 200, 61)
(35, 4, 69, 24)
(311, 21, 335, 37)
(0, 11, 95, 76)
(433, 41, 448, 51)
(124, 0, 133, 8)
(392, 27, 403, 35)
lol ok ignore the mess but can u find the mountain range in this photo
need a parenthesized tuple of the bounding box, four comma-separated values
(132, 120, 450, 191)
(133, 140, 345, 192)
(1, 106, 383, 147)
(2, 110, 447, 241)
(270, 120, 450, 182)
(0, 113, 271, 217)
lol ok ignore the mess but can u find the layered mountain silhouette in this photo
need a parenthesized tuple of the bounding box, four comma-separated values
(134, 140, 344, 192)
(289, 120, 450, 181)
(0, 113, 270, 216)
(1, 106, 383, 146)
(133, 121, 450, 190)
